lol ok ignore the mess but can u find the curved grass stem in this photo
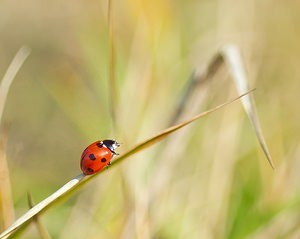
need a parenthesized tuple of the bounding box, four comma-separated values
(0, 174, 85, 239)
(0, 91, 251, 239)
(0, 46, 30, 230)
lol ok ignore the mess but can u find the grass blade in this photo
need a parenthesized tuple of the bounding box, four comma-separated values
(221, 45, 275, 169)
(0, 91, 250, 238)
(82, 90, 253, 188)
(0, 174, 85, 239)
(27, 192, 52, 239)
(0, 46, 30, 229)
(108, 0, 117, 131)
(0, 131, 13, 230)
(171, 45, 274, 169)
(112, 91, 253, 166)
(0, 46, 30, 124)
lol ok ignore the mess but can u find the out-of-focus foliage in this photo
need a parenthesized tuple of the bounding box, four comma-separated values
(0, 0, 299, 238)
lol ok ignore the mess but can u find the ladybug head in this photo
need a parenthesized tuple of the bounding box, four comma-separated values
(102, 139, 120, 155)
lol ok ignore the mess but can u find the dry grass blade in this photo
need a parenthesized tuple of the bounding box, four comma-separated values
(108, 0, 117, 130)
(171, 45, 274, 169)
(112, 91, 253, 165)
(0, 91, 251, 239)
(221, 45, 275, 169)
(85, 90, 253, 181)
(27, 192, 52, 239)
(170, 71, 199, 125)
(0, 174, 85, 239)
(0, 46, 31, 123)
(0, 131, 13, 230)
(0, 46, 30, 230)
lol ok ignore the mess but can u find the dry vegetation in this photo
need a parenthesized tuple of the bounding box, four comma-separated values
(0, 0, 300, 238)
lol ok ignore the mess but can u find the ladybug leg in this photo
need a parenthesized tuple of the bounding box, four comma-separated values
(112, 150, 119, 156)
(106, 161, 112, 170)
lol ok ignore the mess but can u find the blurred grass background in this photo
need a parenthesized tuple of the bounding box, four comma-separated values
(1, 0, 300, 238)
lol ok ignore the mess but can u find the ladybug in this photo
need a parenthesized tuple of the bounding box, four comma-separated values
(80, 139, 120, 175)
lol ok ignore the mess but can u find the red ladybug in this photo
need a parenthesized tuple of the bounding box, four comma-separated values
(80, 139, 120, 175)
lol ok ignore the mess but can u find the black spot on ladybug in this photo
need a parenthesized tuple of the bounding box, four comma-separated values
(101, 158, 107, 162)
(87, 168, 94, 173)
(89, 154, 96, 160)
(96, 142, 103, 148)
